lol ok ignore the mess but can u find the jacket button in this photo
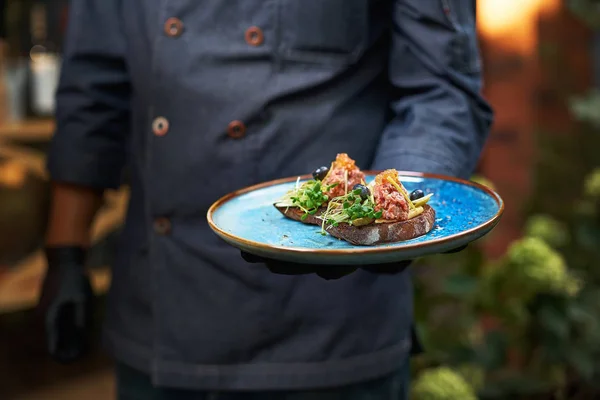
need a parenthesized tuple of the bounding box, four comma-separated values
(152, 117, 169, 136)
(164, 17, 183, 37)
(245, 26, 264, 46)
(153, 218, 171, 235)
(227, 120, 246, 139)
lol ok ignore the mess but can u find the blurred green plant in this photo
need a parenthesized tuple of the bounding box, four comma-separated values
(411, 169, 600, 399)
(524, 215, 569, 248)
(410, 3, 600, 399)
(412, 367, 478, 400)
(567, 0, 600, 29)
(583, 168, 600, 198)
(569, 90, 600, 127)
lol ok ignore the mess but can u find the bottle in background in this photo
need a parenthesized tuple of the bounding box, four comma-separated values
(28, 0, 60, 117)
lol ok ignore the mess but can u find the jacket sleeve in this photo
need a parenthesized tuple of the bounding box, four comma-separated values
(46, 0, 131, 190)
(372, 0, 494, 179)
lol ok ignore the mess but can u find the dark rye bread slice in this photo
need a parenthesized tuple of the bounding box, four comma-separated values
(274, 204, 436, 246)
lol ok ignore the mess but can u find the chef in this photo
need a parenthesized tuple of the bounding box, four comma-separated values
(38, 0, 493, 398)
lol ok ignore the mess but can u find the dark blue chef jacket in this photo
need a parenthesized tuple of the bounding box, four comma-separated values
(46, 0, 493, 391)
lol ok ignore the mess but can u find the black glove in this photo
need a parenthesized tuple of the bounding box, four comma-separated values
(241, 244, 468, 280)
(37, 246, 94, 363)
(241, 251, 413, 280)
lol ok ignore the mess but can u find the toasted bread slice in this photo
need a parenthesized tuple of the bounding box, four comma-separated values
(274, 204, 436, 246)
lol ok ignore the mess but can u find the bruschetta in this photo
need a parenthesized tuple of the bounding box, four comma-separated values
(274, 161, 436, 245)
(274, 153, 365, 220)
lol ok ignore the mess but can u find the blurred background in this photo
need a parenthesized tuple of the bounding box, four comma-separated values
(0, 0, 598, 399)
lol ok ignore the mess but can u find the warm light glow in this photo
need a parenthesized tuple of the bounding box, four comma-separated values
(478, 0, 560, 53)
(0, 161, 27, 188)
(479, 0, 542, 35)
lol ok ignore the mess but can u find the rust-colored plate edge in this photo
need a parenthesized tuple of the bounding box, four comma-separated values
(206, 170, 505, 256)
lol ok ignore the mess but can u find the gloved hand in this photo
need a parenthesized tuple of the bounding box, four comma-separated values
(241, 251, 413, 280)
(36, 246, 94, 363)
(241, 244, 468, 280)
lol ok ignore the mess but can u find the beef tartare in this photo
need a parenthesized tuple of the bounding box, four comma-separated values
(372, 169, 411, 221)
(322, 153, 365, 198)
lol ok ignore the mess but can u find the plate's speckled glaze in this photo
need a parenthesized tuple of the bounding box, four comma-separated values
(207, 172, 503, 265)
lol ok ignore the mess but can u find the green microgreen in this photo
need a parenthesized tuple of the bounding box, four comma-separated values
(276, 179, 338, 219)
(318, 188, 382, 234)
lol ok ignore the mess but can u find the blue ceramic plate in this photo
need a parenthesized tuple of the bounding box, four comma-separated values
(207, 172, 503, 265)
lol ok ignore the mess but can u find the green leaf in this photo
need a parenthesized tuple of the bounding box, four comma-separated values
(475, 330, 508, 370)
(576, 223, 600, 251)
(442, 274, 479, 297)
(538, 306, 569, 340)
(567, 347, 595, 381)
(567, 303, 592, 324)
(478, 373, 552, 398)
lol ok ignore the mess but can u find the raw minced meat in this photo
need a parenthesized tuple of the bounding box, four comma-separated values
(323, 168, 365, 198)
(322, 153, 365, 199)
(373, 181, 409, 221)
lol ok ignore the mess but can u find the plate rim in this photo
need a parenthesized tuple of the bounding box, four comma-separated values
(206, 170, 504, 256)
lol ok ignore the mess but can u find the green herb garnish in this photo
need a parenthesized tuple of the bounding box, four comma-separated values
(318, 188, 382, 234)
(275, 178, 338, 219)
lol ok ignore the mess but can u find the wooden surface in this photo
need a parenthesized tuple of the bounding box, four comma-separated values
(0, 119, 55, 142)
